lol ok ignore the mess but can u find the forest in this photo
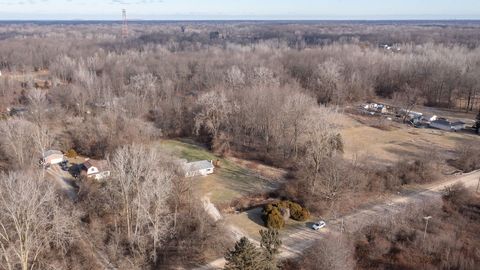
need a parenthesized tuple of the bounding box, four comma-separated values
(0, 21, 479, 269)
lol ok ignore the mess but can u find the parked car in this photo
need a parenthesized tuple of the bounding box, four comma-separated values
(60, 161, 69, 171)
(312, 220, 326, 230)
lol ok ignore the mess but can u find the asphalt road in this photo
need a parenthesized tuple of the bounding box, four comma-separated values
(196, 169, 480, 270)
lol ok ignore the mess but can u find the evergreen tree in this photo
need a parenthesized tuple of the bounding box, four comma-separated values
(260, 229, 282, 270)
(224, 237, 263, 270)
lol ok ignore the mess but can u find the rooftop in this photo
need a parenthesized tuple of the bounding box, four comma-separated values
(183, 160, 214, 172)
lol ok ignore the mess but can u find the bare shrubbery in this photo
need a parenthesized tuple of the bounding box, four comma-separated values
(354, 186, 480, 270)
(283, 234, 355, 270)
(66, 113, 160, 158)
(452, 141, 480, 172)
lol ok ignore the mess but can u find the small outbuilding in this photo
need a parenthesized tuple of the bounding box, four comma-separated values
(183, 160, 214, 177)
(41, 150, 65, 166)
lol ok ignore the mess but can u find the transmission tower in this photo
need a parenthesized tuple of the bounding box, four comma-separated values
(122, 9, 128, 39)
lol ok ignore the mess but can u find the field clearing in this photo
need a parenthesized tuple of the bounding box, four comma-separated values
(338, 113, 478, 166)
(159, 139, 281, 205)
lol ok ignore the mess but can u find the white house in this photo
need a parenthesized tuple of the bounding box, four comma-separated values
(183, 160, 214, 177)
(82, 159, 110, 180)
(41, 150, 65, 166)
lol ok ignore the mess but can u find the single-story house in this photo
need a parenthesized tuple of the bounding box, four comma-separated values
(82, 159, 110, 180)
(430, 119, 466, 131)
(41, 150, 65, 166)
(183, 160, 214, 177)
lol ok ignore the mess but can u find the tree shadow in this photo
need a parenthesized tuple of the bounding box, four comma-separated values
(246, 207, 266, 227)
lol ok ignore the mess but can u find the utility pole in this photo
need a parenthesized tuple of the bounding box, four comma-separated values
(122, 9, 128, 40)
(423, 216, 432, 240)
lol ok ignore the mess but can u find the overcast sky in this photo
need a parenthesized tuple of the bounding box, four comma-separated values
(0, 0, 479, 20)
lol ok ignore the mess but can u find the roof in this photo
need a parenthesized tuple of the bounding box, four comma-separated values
(83, 159, 107, 171)
(451, 121, 466, 126)
(43, 150, 62, 157)
(431, 119, 451, 126)
(184, 160, 214, 172)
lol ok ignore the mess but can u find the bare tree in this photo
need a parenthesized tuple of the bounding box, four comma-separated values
(298, 107, 344, 205)
(0, 119, 36, 168)
(107, 144, 176, 263)
(194, 90, 232, 140)
(0, 171, 75, 270)
(300, 234, 354, 270)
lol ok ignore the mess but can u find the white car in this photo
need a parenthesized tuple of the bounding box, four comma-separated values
(312, 220, 326, 230)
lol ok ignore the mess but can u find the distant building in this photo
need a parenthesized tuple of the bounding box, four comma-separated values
(363, 103, 389, 114)
(183, 160, 214, 177)
(430, 119, 466, 131)
(41, 150, 65, 166)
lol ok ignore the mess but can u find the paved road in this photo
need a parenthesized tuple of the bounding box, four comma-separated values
(196, 170, 480, 270)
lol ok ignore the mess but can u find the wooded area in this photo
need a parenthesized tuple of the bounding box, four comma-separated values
(0, 21, 479, 269)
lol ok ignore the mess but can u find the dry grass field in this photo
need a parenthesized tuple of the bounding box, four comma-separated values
(338, 113, 478, 167)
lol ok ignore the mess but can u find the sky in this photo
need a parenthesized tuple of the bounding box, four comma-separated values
(0, 0, 479, 20)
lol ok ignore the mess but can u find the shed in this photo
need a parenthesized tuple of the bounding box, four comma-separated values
(183, 160, 214, 177)
(42, 150, 65, 166)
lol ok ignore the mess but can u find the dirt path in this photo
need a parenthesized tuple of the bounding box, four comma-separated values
(196, 170, 480, 269)
(45, 164, 78, 200)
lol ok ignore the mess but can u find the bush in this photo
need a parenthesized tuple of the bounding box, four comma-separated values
(262, 200, 309, 228)
(453, 141, 480, 172)
(65, 149, 78, 158)
(288, 201, 310, 221)
(265, 208, 285, 229)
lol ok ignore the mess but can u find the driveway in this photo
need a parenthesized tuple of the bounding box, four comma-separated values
(45, 164, 78, 200)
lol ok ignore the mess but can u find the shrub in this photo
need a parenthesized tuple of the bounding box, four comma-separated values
(288, 201, 310, 221)
(262, 200, 309, 228)
(452, 141, 480, 172)
(265, 208, 285, 229)
(65, 149, 78, 158)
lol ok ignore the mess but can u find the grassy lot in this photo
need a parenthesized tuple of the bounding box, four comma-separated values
(159, 139, 275, 205)
(338, 113, 478, 166)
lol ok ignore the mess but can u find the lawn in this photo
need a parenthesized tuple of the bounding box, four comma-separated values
(159, 139, 276, 205)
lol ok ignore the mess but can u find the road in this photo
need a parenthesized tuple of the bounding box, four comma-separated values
(196, 169, 480, 270)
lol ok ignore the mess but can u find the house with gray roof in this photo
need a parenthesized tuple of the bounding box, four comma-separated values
(182, 160, 214, 177)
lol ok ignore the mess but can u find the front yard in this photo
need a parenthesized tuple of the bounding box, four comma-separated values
(159, 139, 283, 205)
